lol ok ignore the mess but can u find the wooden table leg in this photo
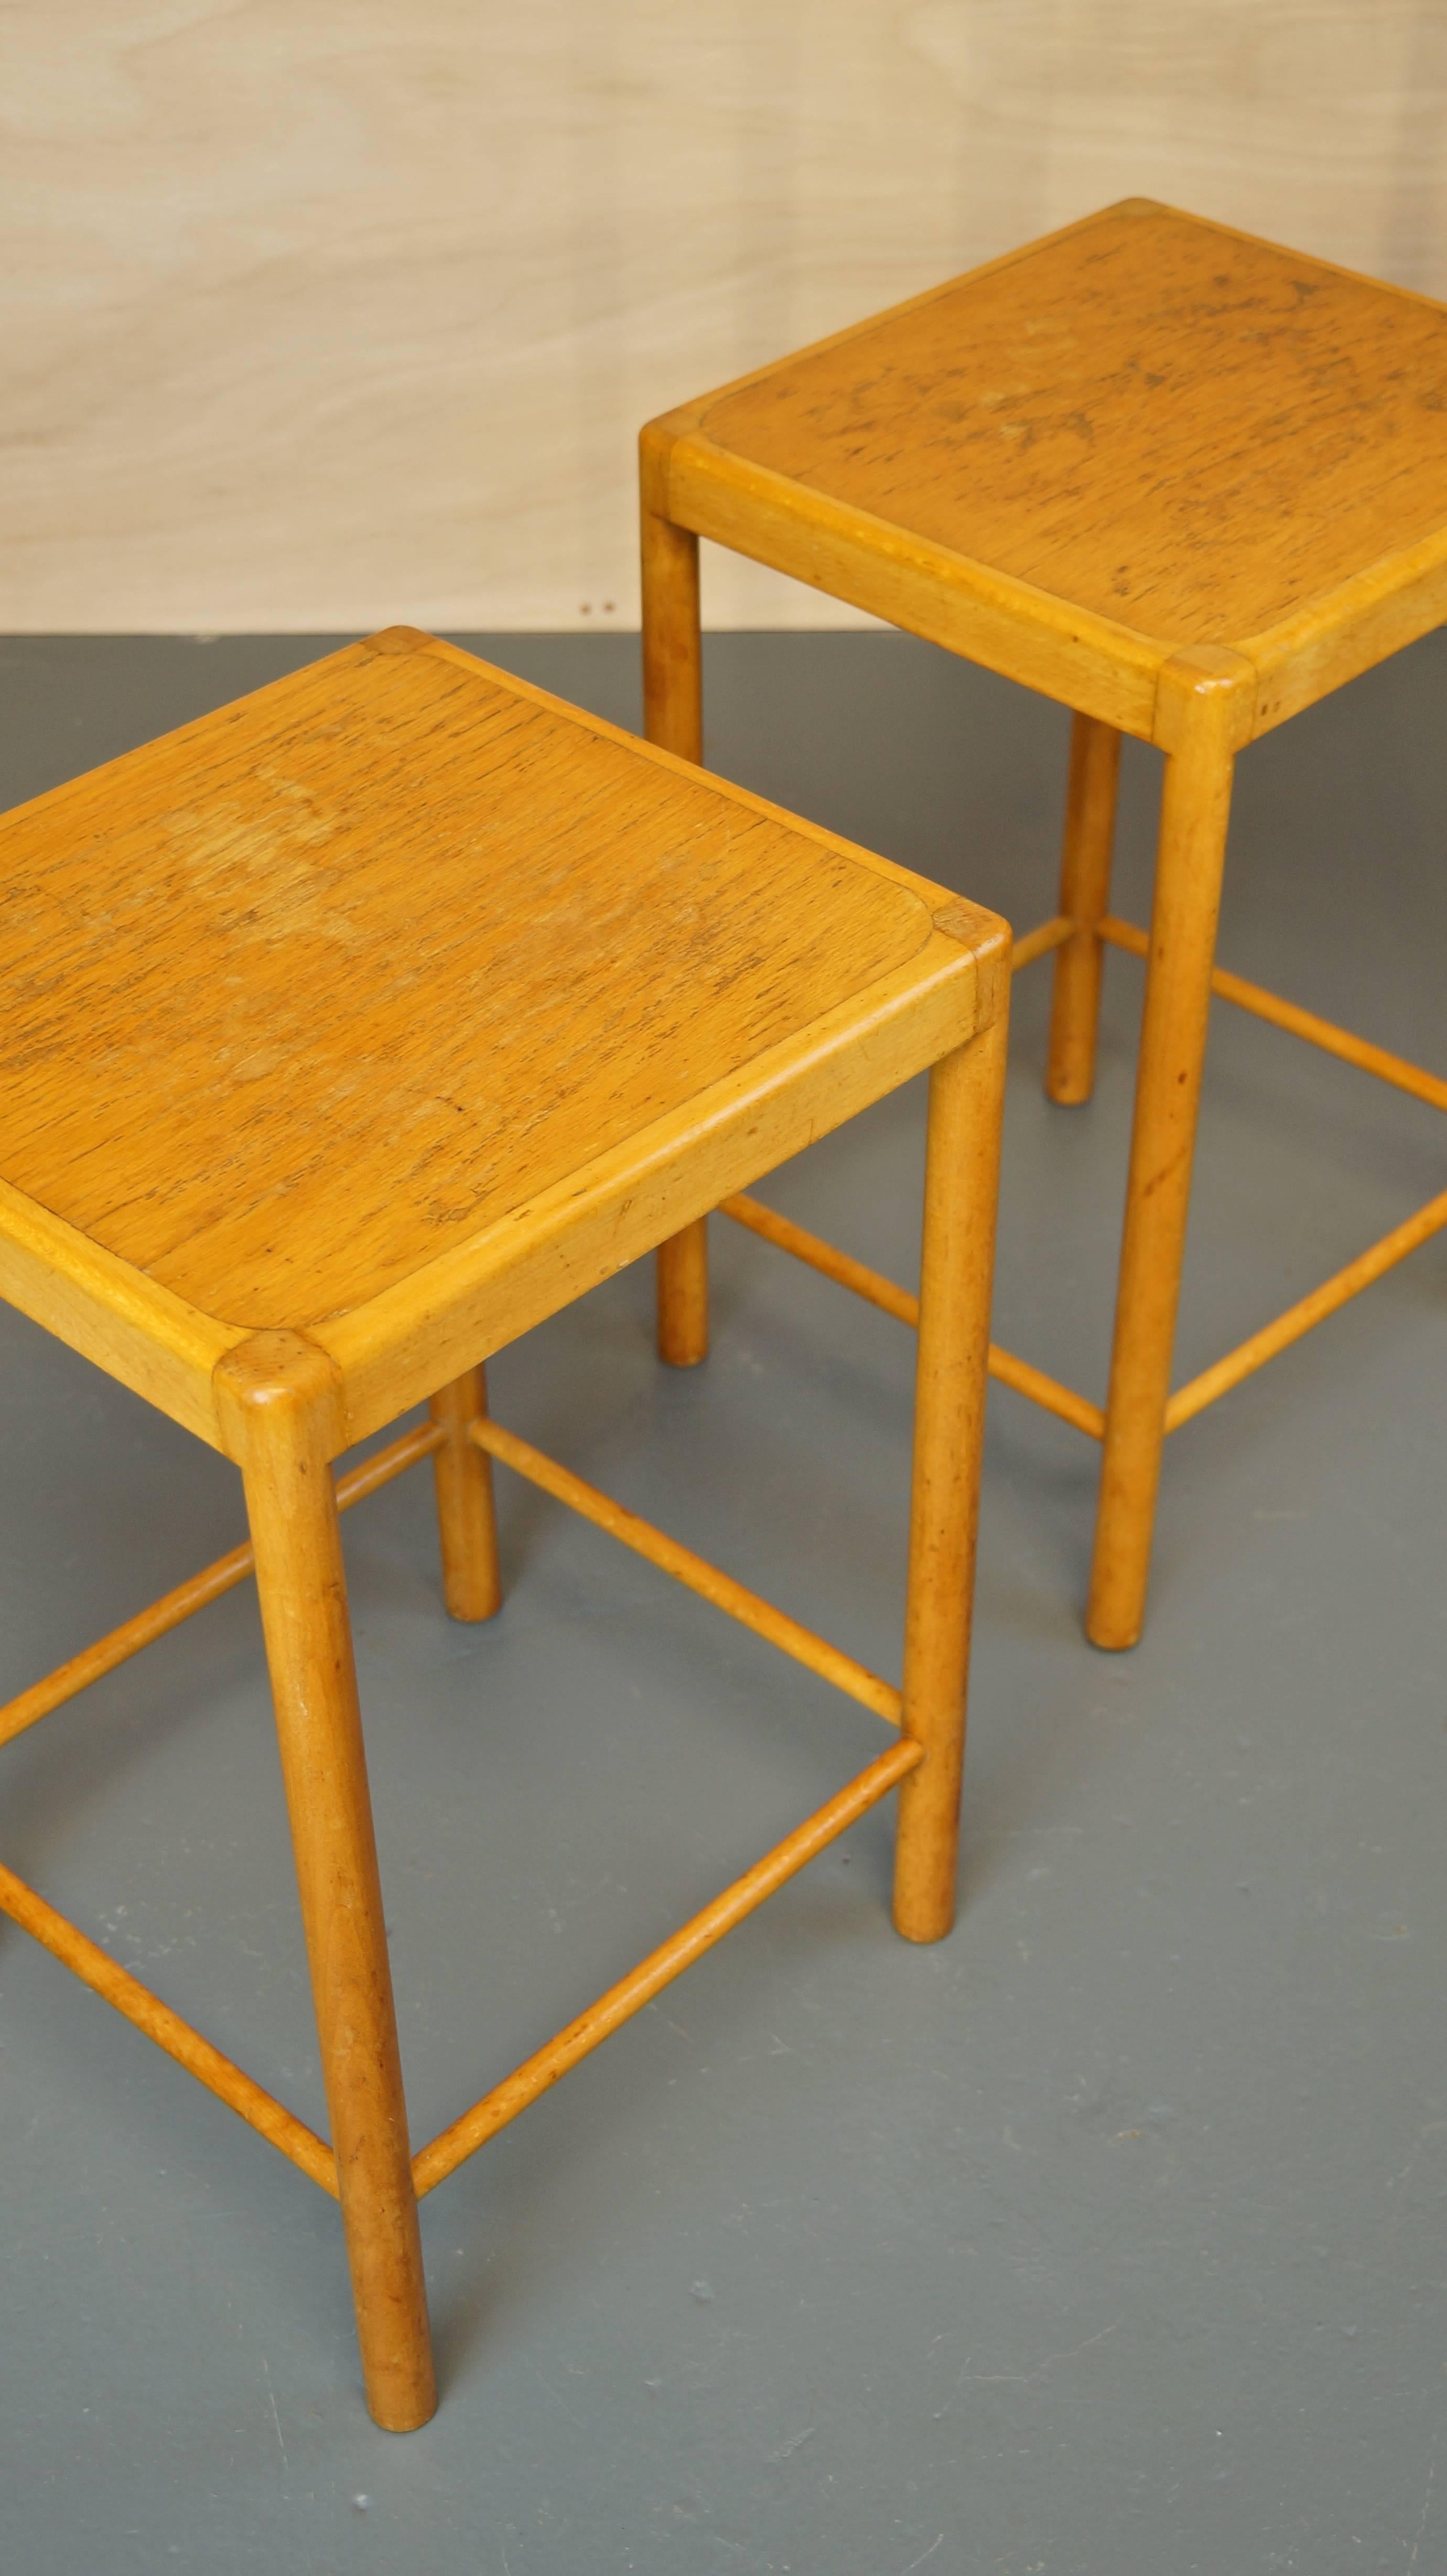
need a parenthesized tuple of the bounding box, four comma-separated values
(430, 1365, 501, 1620)
(215, 1332, 436, 2432)
(1046, 712, 1122, 1104)
(893, 1006, 1009, 1944)
(642, 506, 711, 1368)
(1086, 673, 1240, 1651)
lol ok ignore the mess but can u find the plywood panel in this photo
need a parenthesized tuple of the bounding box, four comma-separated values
(2, 2, 1443, 631)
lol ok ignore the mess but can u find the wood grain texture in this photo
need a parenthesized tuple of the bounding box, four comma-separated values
(653, 200, 1447, 720)
(0, 630, 929, 1327)
(316, 904, 999, 1448)
(655, 419, 1165, 736)
(0, 626, 1005, 1444)
(3, 3, 1445, 630)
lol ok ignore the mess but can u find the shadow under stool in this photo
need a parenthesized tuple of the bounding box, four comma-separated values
(0, 629, 1009, 2428)
(640, 195, 1447, 1648)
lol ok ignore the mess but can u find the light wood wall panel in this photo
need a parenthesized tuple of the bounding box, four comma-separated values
(3, 3, 1444, 630)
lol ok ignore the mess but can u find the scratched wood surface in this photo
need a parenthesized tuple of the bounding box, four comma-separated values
(690, 201, 1447, 653)
(0, 629, 949, 1335)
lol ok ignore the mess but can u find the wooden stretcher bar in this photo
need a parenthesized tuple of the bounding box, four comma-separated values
(1165, 1183, 1447, 1430)
(1095, 913, 1447, 1114)
(0, 1426, 451, 2207)
(0, 1384, 923, 2219)
(468, 1413, 903, 1723)
(730, 914, 1447, 1451)
(0, 1419, 446, 1753)
(412, 1734, 922, 2195)
(1010, 913, 1074, 971)
(0, 1852, 339, 2195)
(719, 1194, 1106, 1439)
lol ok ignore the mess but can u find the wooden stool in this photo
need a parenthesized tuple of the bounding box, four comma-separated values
(641, 197, 1447, 1648)
(0, 630, 1008, 2428)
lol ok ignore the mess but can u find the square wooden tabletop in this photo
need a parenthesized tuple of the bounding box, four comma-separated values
(0, 630, 1003, 1447)
(646, 200, 1447, 740)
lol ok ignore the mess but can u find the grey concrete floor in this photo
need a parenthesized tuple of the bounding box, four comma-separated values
(0, 627, 1443, 2575)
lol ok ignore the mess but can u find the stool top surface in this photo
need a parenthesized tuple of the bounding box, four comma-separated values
(0, 633, 985, 1364)
(688, 201, 1447, 658)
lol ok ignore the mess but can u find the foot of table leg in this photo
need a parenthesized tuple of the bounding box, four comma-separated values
(656, 1217, 710, 1367)
(430, 1366, 501, 1620)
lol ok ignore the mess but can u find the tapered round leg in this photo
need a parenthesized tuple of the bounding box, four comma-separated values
(893, 1011, 1009, 1944)
(643, 506, 711, 1367)
(1046, 713, 1122, 1105)
(430, 1366, 501, 1620)
(1087, 703, 1237, 1651)
(217, 1333, 436, 2432)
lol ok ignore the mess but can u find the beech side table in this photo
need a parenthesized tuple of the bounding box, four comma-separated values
(640, 197, 1447, 1647)
(0, 630, 1008, 2427)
